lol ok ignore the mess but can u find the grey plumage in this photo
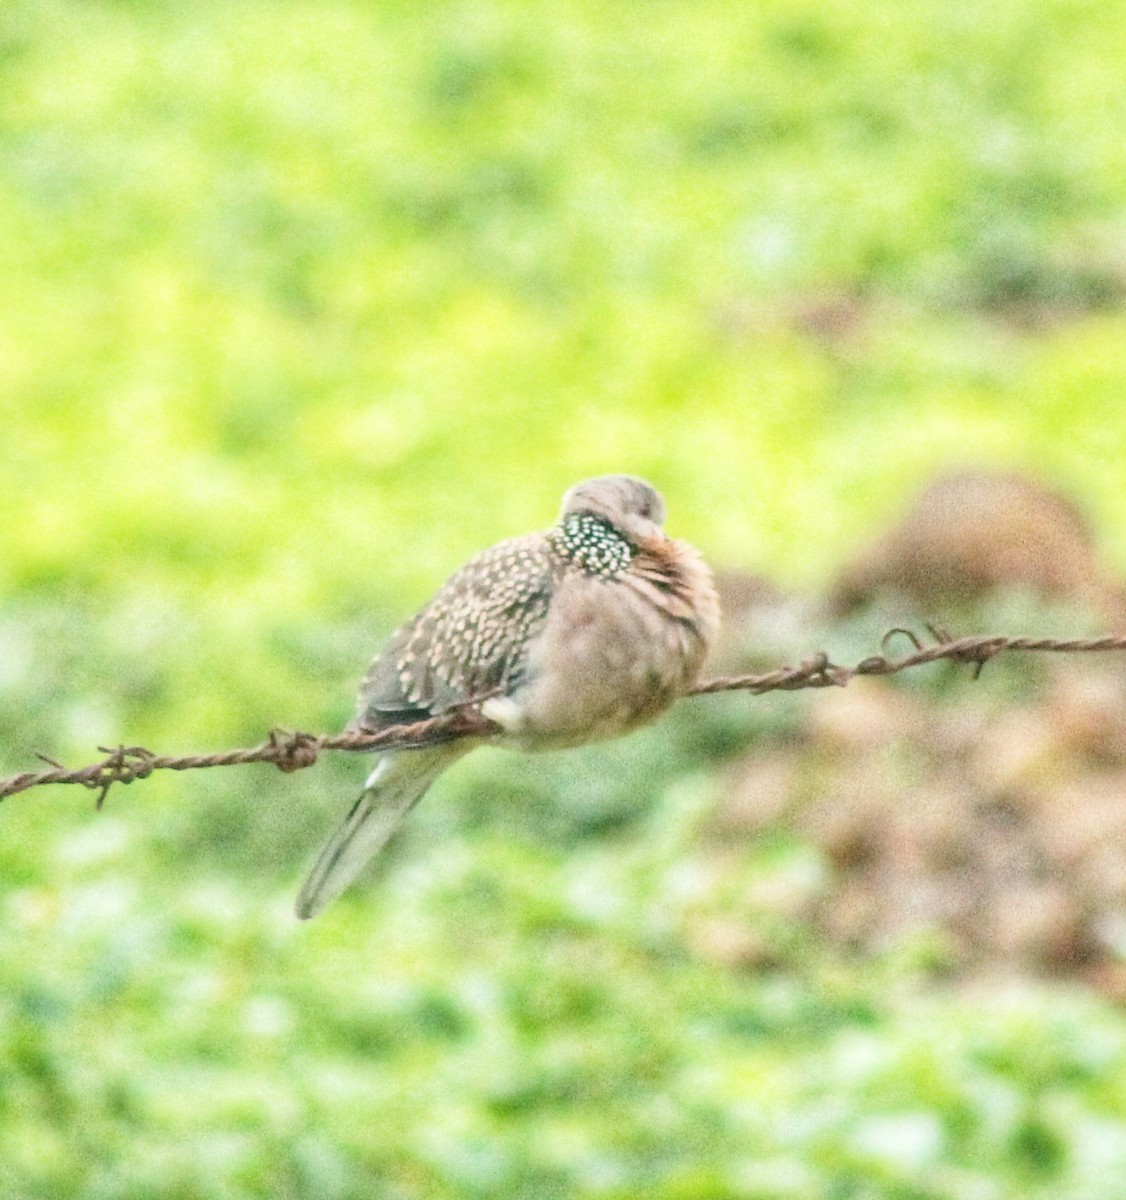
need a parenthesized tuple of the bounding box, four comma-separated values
(295, 746, 468, 919)
(296, 474, 719, 919)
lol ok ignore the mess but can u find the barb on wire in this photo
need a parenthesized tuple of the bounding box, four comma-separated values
(4, 630, 1126, 806)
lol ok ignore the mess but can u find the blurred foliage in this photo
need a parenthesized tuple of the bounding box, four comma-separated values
(4, 0, 1126, 1196)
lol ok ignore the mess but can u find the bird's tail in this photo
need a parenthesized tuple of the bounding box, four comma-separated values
(295, 745, 468, 920)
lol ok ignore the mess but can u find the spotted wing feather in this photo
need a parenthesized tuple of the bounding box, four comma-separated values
(353, 533, 557, 728)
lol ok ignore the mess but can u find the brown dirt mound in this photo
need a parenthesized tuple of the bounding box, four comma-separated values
(695, 469, 1126, 996)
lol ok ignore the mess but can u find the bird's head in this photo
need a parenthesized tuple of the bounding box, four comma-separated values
(560, 475, 667, 545)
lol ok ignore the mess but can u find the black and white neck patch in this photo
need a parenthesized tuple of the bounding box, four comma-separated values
(553, 513, 633, 578)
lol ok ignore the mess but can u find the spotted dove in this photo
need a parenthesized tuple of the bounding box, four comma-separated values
(296, 474, 719, 918)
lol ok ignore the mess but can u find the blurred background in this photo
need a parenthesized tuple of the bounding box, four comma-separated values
(4, 1, 1126, 1196)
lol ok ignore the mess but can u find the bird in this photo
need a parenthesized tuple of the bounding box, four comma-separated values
(296, 474, 720, 919)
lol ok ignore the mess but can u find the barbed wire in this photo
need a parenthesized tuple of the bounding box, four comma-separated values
(3, 630, 1126, 807)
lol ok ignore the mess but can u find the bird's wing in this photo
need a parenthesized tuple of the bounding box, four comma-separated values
(353, 532, 557, 727)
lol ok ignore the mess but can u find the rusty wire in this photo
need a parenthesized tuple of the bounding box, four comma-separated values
(3, 630, 1126, 806)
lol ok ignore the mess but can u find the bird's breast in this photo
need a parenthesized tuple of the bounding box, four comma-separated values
(499, 536, 719, 749)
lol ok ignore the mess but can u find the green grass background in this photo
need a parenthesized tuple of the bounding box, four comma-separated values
(4, 1, 1126, 1196)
